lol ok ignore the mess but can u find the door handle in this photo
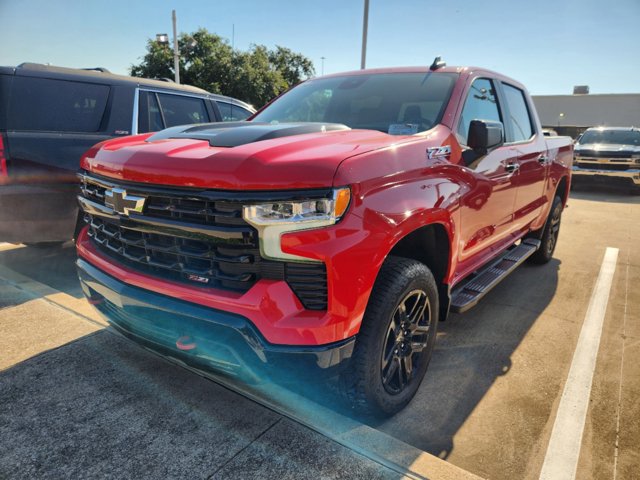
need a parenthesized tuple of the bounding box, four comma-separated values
(505, 162, 520, 173)
(538, 155, 548, 164)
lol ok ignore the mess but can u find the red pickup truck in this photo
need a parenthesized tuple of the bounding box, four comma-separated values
(76, 61, 573, 416)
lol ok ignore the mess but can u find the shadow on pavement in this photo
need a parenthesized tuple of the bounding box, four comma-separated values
(0, 242, 83, 300)
(370, 259, 561, 459)
(0, 237, 562, 474)
(0, 330, 398, 480)
(569, 184, 640, 204)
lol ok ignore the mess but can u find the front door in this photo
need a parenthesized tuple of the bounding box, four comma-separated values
(455, 78, 519, 276)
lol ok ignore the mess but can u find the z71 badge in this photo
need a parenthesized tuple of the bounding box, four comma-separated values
(427, 145, 451, 159)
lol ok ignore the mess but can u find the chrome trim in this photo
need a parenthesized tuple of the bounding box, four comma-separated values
(77, 196, 253, 242)
(571, 166, 640, 185)
(131, 87, 139, 135)
(138, 87, 215, 101)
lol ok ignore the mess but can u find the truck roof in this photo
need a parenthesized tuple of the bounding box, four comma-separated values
(315, 65, 528, 92)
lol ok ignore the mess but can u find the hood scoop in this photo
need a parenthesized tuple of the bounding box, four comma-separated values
(146, 122, 351, 148)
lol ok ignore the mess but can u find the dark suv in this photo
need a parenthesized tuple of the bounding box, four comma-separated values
(0, 63, 255, 245)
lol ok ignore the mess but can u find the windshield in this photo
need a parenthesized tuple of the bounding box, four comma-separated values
(252, 72, 458, 134)
(579, 129, 640, 146)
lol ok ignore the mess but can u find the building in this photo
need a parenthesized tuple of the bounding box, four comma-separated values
(532, 93, 640, 138)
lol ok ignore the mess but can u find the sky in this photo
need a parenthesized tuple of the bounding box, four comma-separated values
(1, 0, 638, 95)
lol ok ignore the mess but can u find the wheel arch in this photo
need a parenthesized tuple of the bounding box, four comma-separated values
(556, 175, 569, 207)
(381, 221, 453, 322)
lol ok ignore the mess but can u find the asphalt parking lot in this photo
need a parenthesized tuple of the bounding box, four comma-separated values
(1, 185, 638, 480)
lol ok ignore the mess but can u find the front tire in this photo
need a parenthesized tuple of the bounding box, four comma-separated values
(340, 256, 439, 417)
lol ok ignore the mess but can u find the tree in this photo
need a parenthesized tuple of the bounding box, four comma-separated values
(129, 29, 315, 108)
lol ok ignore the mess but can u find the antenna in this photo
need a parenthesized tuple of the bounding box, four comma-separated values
(430, 56, 446, 71)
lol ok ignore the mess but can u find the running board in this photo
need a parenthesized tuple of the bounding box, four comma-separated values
(450, 239, 541, 313)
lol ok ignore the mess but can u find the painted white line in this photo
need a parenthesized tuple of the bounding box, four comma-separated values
(539, 247, 619, 480)
(0, 242, 22, 252)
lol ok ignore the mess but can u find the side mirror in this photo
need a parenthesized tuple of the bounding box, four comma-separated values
(467, 120, 504, 155)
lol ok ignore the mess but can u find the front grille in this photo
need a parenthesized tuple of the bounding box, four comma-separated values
(577, 150, 635, 159)
(81, 177, 245, 227)
(576, 162, 634, 171)
(80, 174, 328, 310)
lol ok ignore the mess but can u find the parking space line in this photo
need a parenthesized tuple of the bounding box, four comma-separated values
(539, 247, 619, 480)
(0, 242, 21, 252)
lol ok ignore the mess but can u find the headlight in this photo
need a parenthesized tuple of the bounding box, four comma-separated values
(243, 187, 351, 261)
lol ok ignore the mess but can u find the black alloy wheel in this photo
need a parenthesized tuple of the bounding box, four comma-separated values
(381, 289, 432, 395)
(546, 202, 562, 256)
(340, 256, 439, 417)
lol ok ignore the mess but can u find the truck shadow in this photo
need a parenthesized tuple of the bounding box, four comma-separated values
(0, 242, 83, 308)
(366, 258, 561, 459)
(0, 239, 561, 469)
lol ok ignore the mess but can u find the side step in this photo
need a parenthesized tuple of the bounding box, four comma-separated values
(450, 239, 541, 313)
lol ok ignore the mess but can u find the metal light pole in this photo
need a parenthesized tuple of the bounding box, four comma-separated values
(172, 10, 180, 84)
(321, 56, 326, 76)
(360, 0, 369, 69)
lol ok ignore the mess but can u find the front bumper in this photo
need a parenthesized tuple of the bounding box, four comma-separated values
(572, 165, 640, 186)
(77, 258, 355, 382)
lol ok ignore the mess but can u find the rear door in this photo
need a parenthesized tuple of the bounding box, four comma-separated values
(499, 82, 547, 229)
(1, 74, 115, 242)
(6, 75, 112, 182)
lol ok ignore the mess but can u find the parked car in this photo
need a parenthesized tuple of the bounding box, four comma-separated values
(542, 128, 558, 137)
(76, 61, 573, 415)
(0, 63, 255, 246)
(572, 126, 640, 192)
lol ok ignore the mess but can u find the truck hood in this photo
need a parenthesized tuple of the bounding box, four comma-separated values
(83, 122, 415, 190)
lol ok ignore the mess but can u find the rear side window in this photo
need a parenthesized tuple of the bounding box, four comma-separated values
(8, 77, 109, 132)
(502, 83, 534, 142)
(217, 101, 252, 122)
(156, 93, 209, 128)
(457, 78, 501, 145)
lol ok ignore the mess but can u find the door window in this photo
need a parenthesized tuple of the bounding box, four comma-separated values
(502, 84, 534, 142)
(138, 91, 165, 133)
(156, 93, 209, 128)
(457, 78, 502, 145)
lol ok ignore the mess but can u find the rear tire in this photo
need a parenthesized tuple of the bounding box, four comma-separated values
(528, 195, 563, 264)
(340, 256, 439, 417)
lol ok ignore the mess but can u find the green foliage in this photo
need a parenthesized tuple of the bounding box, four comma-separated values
(129, 29, 315, 108)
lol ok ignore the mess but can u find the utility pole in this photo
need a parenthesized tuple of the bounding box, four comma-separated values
(360, 0, 369, 69)
(172, 9, 180, 84)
